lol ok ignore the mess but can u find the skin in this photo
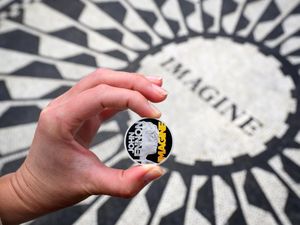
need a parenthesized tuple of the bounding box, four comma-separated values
(0, 69, 167, 224)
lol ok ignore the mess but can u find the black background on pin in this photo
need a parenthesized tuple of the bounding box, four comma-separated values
(125, 118, 172, 164)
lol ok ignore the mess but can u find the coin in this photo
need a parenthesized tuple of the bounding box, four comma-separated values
(124, 118, 173, 164)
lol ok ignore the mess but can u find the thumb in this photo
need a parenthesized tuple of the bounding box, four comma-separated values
(92, 164, 165, 198)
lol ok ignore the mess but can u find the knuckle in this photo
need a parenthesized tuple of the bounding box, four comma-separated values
(38, 108, 66, 137)
(95, 68, 104, 75)
(131, 89, 143, 98)
(127, 91, 143, 105)
(119, 186, 137, 199)
(131, 91, 147, 105)
(116, 170, 139, 198)
(95, 68, 110, 76)
(96, 83, 111, 92)
(38, 109, 54, 133)
(46, 97, 62, 107)
(39, 108, 53, 124)
(133, 73, 148, 84)
(125, 73, 147, 89)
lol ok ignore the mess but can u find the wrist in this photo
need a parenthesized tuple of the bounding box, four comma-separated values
(0, 164, 49, 224)
(0, 172, 30, 224)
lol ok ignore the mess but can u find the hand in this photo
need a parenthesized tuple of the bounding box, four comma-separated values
(0, 69, 167, 224)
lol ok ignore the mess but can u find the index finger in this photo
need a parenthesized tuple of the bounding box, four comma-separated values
(53, 69, 166, 106)
(58, 84, 161, 133)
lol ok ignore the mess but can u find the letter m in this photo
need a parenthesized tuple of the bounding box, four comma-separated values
(160, 57, 191, 79)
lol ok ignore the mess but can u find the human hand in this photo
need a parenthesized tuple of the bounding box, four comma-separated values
(0, 69, 167, 224)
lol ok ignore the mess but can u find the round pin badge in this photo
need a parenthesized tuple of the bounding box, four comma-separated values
(124, 118, 172, 165)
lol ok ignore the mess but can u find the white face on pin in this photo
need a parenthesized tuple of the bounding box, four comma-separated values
(140, 122, 159, 158)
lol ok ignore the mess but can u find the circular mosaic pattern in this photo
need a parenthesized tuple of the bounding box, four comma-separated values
(0, 0, 299, 224)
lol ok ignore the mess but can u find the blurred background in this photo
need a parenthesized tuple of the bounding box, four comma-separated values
(0, 0, 299, 224)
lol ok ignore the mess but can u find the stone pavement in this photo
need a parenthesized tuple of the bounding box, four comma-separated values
(0, 0, 299, 224)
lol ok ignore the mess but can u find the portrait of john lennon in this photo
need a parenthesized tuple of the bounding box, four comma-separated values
(136, 121, 159, 164)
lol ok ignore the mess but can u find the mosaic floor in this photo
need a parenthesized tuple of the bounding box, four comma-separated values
(0, 0, 299, 224)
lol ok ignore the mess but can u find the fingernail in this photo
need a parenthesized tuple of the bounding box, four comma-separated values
(152, 83, 168, 96)
(149, 103, 161, 118)
(145, 76, 162, 82)
(143, 165, 166, 184)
